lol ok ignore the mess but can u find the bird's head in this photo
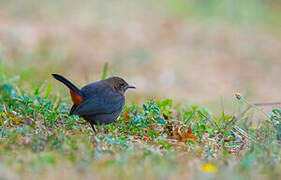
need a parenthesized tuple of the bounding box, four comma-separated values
(105, 76, 136, 94)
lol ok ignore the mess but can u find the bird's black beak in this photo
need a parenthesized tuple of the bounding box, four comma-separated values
(126, 85, 136, 89)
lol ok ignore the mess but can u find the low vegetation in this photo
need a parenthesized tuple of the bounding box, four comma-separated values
(0, 73, 280, 179)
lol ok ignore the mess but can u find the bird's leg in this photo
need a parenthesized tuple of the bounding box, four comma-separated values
(89, 122, 97, 133)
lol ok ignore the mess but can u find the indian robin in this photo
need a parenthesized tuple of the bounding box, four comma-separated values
(52, 74, 135, 132)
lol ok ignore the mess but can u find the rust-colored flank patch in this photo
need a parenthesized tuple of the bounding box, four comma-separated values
(70, 90, 83, 105)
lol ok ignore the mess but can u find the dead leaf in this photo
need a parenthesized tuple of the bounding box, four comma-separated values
(173, 126, 181, 140)
(181, 126, 197, 142)
(172, 125, 197, 142)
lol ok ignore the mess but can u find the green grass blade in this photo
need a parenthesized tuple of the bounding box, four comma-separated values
(101, 62, 108, 80)
(45, 83, 52, 99)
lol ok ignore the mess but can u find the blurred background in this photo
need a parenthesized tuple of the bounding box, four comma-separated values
(0, 0, 280, 110)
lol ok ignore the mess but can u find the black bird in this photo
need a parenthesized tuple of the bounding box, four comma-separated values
(52, 74, 135, 132)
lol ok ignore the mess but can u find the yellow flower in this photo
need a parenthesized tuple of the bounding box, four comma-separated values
(0, 111, 21, 126)
(234, 92, 241, 100)
(200, 163, 218, 173)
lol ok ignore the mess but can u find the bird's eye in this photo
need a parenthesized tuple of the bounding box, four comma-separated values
(120, 83, 125, 87)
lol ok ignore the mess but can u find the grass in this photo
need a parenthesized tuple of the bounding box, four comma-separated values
(0, 73, 280, 179)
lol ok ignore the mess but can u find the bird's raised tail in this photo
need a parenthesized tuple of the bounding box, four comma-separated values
(52, 74, 83, 106)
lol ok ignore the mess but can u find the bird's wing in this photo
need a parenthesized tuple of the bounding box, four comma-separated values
(73, 87, 124, 116)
